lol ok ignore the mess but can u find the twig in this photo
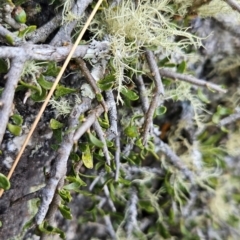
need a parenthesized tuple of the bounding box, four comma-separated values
(76, 58, 108, 112)
(124, 187, 139, 238)
(159, 68, 227, 93)
(218, 111, 240, 126)
(2, 4, 23, 30)
(103, 215, 116, 240)
(0, 24, 23, 46)
(10, 189, 42, 207)
(135, 75, 149, 114)
(73, 104, 105, 143)
(27, 14, 62, 43)
(142, 50, 164, 145)
(223, 0, 240, 13)
(93, 121, 111, 165)
(105, 90, 118, 140)
(159, 140, 194, 183)
(35, 98, 93, 225)
(50, 0, 93, 46)
(114, 134, 121, 181)
(0, 58, 25, 145)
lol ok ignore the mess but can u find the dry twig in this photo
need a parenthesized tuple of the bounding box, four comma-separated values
(224, 0, 240, 13)
(142, 50, 164, 145)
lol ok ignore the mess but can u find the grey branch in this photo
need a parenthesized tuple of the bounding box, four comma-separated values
(50, 0, 93, 46)
(35, 98, 92, 225)
(76, 58, 108, 112)
(142, 50, 164, 145)
(27, 14, 62, 43)
(114, 134, 121, 181)
(159, 140, 194, 183)
(224, 0, 240, 13)
(0, 24, 23, 46)
(159, 68, 227, 93)
(0, 58, 25, 145)
(218, 111, 240, 126)
(93, 120, 111, 165)
(73, 104, 105, 143)
(105, 90, 118, 140)
(0, 43, 89, 61)
(135, 75, 149, 114)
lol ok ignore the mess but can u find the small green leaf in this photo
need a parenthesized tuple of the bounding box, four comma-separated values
(155, 106, 167, 116)
(14, 6, 27, 23)
(7, 123, 22, 136)
(63, 182, 82, 191)
(19, 80, 42, 94)
(0, 173, 10, 190)
(58, 189, 72, 203)
(96, 93, 103, 102)
(38, 222, 65, 239)
(31, 88, 47, 102)
(18, 25, 37, 38)
(6, 34, 15, 45)
(97, 74, 115, 90)
(37, 75, 53, 90)
(88, 132, 104, 148)
(124, 125, 139, 138)
(0, 221, 2, 228)
(177, 61, 186, 73)
(66, 174, 87, 186)
(0, 88, 4, 97)
(82, 145, 93, 169)
(43, 62, 61, 77)
(121, 87, 139, 101)
(50, 119, 63, 130)
(105, 163, 111, 173)
(198, 89, 210, 104)
(55, 85, 76, 99)
(58, 204, 72, 219)
(98, 112, 109, 129)
(11, 114, 23, 126)
(0, 59, 8, 73)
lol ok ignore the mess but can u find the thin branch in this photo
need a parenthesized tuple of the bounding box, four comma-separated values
(93, 120, 111, 165)
(2, 4, 23, 30)
(135, 75, 149, 114)
(142, 50, 164, 145)
(73, 104, 105, 143)
(50, 0, 93, 46)
(105, 90, 118, 140)
(218, 111, 240, 126)
(34, 98, 92, 225)
(0, 58, 25, 145)
(10, 189, 42, 207)
(76, 58, 108, 112)
(159, 140, 194, 183)
(27, 14, 62, 43)
(223, 0, 240, 13)
(115, 134, 121, 181)
(103, 215, 116, 240)
(159, 68, 227, 93)
(0, 24, 23, 46)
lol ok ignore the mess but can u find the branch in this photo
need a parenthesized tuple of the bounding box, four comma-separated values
(76, 57, 108, 112)
(0, 24, 23, 46)
(223, 0, 240, 13)
(0, 44, 89, 61)
(159, 68, 227, 93)
(114, 134, 121, 181)
(218, 111, 240, 126)
(27, 14, 62, 43)
(50, 0, 93, 46)
(0, 58, 25, 145)
(93, 120, 111, 165)
(34, 98, 92, 225)
(142, 50, 164, 145)
(105, 90, 118, 140)
(159, 140, 194, 183)
(134, 75, 149, 114)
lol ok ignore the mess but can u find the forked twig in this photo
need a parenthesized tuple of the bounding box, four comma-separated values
(0, 0, 104, 198)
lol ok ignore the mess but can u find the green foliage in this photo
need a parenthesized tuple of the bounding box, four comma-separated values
(0, 173, 10, 190)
